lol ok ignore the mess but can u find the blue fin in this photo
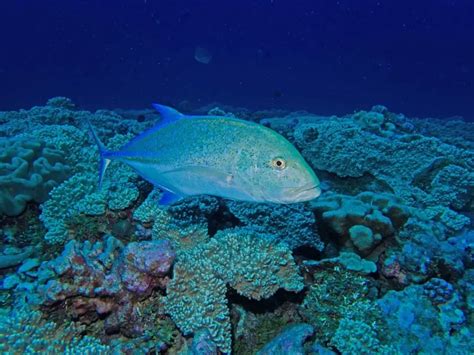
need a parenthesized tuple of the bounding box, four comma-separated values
(159, 191, 183, 205)
(85, 119, 111, 189)
(152, 103, 185, 128)
(121, 103, 187, 151)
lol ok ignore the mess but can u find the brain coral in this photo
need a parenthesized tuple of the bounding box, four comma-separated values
(0, 136, 71, 216)
(164, 228, 304, 353)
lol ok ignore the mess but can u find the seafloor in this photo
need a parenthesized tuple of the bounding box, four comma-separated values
(0, 97, 473, 354)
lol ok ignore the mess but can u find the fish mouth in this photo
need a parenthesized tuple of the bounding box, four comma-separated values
(280, 183, 321, 203)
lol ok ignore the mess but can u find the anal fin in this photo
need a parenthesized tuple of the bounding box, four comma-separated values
(159, 190, 183, 205)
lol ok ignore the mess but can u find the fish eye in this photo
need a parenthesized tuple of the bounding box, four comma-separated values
(271, 157, 287, 170)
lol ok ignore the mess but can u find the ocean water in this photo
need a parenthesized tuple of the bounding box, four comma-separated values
(0, 1, 473, 354)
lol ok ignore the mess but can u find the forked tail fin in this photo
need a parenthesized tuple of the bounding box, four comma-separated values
(85, 119, 111, 189)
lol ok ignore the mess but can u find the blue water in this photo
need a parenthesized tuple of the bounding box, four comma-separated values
(1, 0, 473, 118)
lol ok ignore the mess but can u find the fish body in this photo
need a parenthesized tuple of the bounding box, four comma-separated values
(88, 104, 321, 204)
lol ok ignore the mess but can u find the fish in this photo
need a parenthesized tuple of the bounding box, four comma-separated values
(194, 46, 213, 64)
(87, 103, 321, 205)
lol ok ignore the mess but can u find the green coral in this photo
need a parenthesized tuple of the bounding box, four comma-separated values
(0, 304, 110, 354)
(165, 228, 304, 353)
(349, 224, 381, 252)
(233, 304, 304, 355)
(151, 209, 210, 252)
(165, 258, 229, 352)
(299, 268, 379, 343)
(133, 189, 162, 223)
(0, 136, 72, 216)
(312, 192, 410, 253)
(330, 318, 396, 355)
(40, 134, 140, 245)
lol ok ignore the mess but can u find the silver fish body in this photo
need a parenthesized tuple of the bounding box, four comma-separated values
(89, 104, 321, 204)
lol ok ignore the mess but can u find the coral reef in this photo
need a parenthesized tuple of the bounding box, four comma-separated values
(312, 191, 410, 255)
(330, 318, 396, 354)
(0, 301, 110, 353)
(288, 107, 474, 217)
(227, 201, 323, 251)
(0, 99, 472, 354)
(298, 267, 378, 343)
(31, 236, 175, 337)
(378, 283, 474, 353)
(382, 225, 474, 284)
(0, 246, 33, 269)
(165, 228, 304, 353)
(39, 134, 141, 245)
(0, 136, 71, 216)
(256, 323, 314, 355)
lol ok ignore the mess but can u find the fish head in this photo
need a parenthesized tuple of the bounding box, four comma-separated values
(260, 153, 321, 204)
(239, 131, 321, 204)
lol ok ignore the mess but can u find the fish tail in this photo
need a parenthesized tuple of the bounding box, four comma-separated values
(85, 119, 111, 189)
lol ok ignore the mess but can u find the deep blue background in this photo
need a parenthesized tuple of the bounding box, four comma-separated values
(0, 0, 473, 118)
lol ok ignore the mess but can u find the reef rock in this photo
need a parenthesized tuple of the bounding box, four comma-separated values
(33, 236, 175, 336)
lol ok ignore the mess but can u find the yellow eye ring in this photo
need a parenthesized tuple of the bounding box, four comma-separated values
(271, 157, 286, 170)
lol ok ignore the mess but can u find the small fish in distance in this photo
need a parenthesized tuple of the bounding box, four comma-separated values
(194, 46, 213, 64)
(87, 104, 321, 205)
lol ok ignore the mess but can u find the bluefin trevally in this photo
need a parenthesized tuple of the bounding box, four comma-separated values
(87, 104, 321, 205)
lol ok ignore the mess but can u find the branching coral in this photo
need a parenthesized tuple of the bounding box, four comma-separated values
(298, 267, 376, 343)
(330, 318, 396, 355)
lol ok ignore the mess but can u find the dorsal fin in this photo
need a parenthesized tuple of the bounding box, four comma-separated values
(121, 103, 188, 150)
(151, 103, 185, 129)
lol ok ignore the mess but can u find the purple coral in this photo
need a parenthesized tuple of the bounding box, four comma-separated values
(35, 236, 175, 336)
(119, 240, 175, 294)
